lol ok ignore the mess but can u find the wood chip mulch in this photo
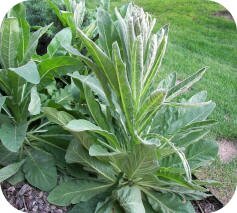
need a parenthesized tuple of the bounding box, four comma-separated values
(1, 181, 67, 213)
(2, 181, 223, 213)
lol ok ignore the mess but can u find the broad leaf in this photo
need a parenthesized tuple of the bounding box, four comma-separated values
(68, 193, 110, 213)
(97, 8, 117, 57)
(112, 42, 133, 134)
(43, 107, 74, 126)
(47, 28, 72, 57)
(0, 160, 25, 183)
(115, 186, 145, 213)
(23, 149, 57, 191)
(11, 3, 30, 65)
(0, 144, 19, 166)
(113, 144, 159, 180)
(95, 197, 123, 213)
(76, 27, 119, 93)
(136, 89, 166, 125)
(7, 169, 25, 185)
(69, 72, 107, 104)
(28, 86, 41, 115)
(22, 24, 52, 63)
(65, 140, 116, 182)
(0, 17, 20, 68)
(9, 61, 40, 84)
(0, 122, 28, 152)
(172, 129, 209, 148)
(146, 191, 195, 213)
(84, 85, 110, 130)
(167, 67, 207, 100)
(74, 0, 86, 27)
(89, 144, 121, 157)
(131, 36, 143, 103)
(0, 96, 6, 111)
(30, 128, 69, 169)
(151, 92, 216, 136)
(160, 140, 218, 171)
(142, 25, 168, 98)
(39, 56, 83, 85)
(48, 180, 112, 206)
(65, 119, 119, 148)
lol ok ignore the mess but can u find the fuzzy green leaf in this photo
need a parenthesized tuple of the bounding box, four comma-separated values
(7, 169, 25, 185)
(114, 144, 159, 180)
(47, 28, 72, 57)
(0, 144, 19, 166)
(43, 107, 74, 126)
(115, 186, 145, 213)
(0, 160, 25, 183)
(131, 36, 143, 103)
(28, 86, 41, 115)
(167, 67, 207, 100)
(84, 85, 109, 130)
(9, 61, 40, 84)
(0, 122, 28, 152)
(65, 119, 118, 148)
(160, 140, 218, 171)
(69, 72, 107, 104)
(0, 96, 6, 111)
(39, 56, 82, 84)
(11, 3, 30, 65)
(48, 180, 112, 206)
(112, 42, 133, 134)
(89, 144, 121, 157)
(146, 191, 195, 213)
(0, 17, 20, 68)
(23, 149, 57, 191)
(65, 140, 116, 182)
(76, 27, 119, 93)
(22, 24, 52, 63)
(137, 90, 166, 125)
(97, 8, 116, 57)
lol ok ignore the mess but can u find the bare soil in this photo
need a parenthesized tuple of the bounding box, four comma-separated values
(218, 139, 237, 163)
(213, 10, 234, 21)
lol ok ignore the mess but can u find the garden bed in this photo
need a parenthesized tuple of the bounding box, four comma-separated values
(2, 181, 223, 213)
(0, 0, 233, 212)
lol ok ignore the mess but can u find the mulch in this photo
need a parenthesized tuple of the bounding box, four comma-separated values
(2, 181, 223, 213)
(1, 181, 67, 213)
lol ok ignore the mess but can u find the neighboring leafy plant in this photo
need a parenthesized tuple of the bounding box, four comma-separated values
(44, 3, 218, 213)
(0, 3, 84, 191)
(47, 0, 97, 48)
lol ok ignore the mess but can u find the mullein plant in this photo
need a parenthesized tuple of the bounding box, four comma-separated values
(45, 2, 218, 213)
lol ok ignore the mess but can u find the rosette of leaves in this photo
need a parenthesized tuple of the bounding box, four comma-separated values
(45, 3, 218, 213)
(0, 4, 82, 191)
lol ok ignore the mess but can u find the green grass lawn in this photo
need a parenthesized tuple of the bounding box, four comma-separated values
(112, 0, 237, 139)
(112, 0, 237, 203)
